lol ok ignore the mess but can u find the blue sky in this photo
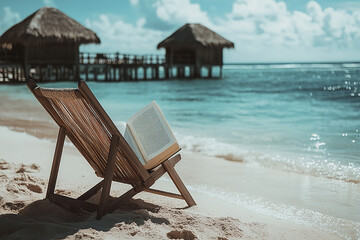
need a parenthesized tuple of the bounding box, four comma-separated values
(1, 0, 360, 63)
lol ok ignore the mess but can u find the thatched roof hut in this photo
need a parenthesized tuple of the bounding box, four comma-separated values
(157, 23, 234, 49)
(0, 7, 100, 46)
(0, 7, 100, 67)
(157, 24, 234, 78)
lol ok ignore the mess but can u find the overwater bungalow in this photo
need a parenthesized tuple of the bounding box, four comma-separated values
(0, 7, 100, 81)
(0, 10, 234, 82)
(157, 23, 234, 78)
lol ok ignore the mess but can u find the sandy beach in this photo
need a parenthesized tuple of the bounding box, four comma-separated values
(2, 0, 360, 238)
(0, 88, 347, 239)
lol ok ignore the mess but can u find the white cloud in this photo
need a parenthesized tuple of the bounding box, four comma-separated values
(136, 17, 146, 28)
(131, 0, 212, 30)
(84, 14, 166, 54)
(83, 0, 360, 62)
(130, 0, 139, 6)
(153, 0, 211, 27)
(230, 0, 288, 21)
(83, 0, 212, 53)
(0, 7, 20, 35)
(216, 0, 360, 61)
(331, 1, 360, 12)
(43, 0, 56, 7)
(307, 1, 323, 22)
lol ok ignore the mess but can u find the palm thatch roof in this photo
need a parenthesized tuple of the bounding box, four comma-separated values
(157, 23, 234, 49)
(0, 7, 100, 46)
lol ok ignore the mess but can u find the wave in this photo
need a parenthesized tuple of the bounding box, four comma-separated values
(175, 134, 360, 184)
(169, 181, 360, 240)
(112, 121, 360, 184)
(224, 62, 360, 70)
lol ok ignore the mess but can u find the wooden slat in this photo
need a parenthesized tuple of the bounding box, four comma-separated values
(28, 79, 196, 219)
(35, 87, 83, 99)
(162, 160, 196, 207)
(46, 127, 66, 198)
(78, 81, 119, 134)
(149, 154, 182, 182)
(168, 154, 181, 166)
(49, 193, 97, 212)
(144, 188, 184, 200)
(31, 79, 143, 185)
(77, 180, 104, 201)
(60, 97, 110, 177)
(28, 80, 105, 198)
(47, 97, 106, 178)
(33, 87, 43, 96)
(106, 188, 139, 214)
(27, 79, 66, 128)
(78, 80, 151, 182)
(29, 83, 91, 173)
(97, 135, 119, 219)
(149, 166, 166, 182)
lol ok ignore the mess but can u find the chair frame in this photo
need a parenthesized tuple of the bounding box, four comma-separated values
(27, 79, 196, 219)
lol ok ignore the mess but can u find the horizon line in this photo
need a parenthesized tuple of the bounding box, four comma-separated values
(224, 61, 360, 65)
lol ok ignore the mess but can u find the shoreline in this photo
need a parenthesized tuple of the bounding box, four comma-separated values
(224, 61, 360, 66)
(0, 87, 358, 239)
(0, 126, 343, 239)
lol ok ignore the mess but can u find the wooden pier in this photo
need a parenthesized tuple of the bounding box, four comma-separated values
(0, 8, 232, 84)
(0, 51, 221, 83)
(79, 52, 166, 81)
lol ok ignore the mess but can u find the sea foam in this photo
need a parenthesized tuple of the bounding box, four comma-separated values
(175, 133, 360, 184)
(114, 120, 360, 184)
(168, 179, 360, 240)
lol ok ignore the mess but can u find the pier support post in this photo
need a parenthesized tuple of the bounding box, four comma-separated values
(155, 67, 159, 80)
(208, 66, 212, 78)
(93, 68, 97, 81)
(194, 64, 201, 78)
(105, 65, 108, 81)
(85, 66, 89, 81)
(177, 66, 180, 79)
(165, 66, 169, 79)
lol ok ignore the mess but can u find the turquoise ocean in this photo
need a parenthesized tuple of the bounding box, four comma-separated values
(99, 63, 360, 184)
(1, 63, 359, 239)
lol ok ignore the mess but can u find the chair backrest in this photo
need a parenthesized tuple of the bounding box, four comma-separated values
(27, 80, 150, 187)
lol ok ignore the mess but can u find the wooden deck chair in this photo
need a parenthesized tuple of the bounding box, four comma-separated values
(27, 79, 196, 219)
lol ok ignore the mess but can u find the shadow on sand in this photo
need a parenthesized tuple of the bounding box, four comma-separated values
(0, 198, 170, 240)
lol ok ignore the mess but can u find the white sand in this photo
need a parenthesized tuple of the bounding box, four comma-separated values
(0, 126, 342, 240)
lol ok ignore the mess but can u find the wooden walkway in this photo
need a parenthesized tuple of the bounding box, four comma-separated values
(0, 52, 221, 83)
(79, 52, 167, 81)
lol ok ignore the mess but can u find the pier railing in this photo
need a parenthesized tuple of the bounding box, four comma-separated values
(0, 51, 167, 82)
(79, 52, 166, 65)
(0, 51, 219, 82)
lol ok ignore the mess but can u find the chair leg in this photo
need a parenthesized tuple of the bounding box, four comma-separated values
(97, 135, 120, 219)
(77, 180, 104, 201)
(162, 160, 196, 207)
(106, 188, 140, 214)
(46, 127, 66, 198)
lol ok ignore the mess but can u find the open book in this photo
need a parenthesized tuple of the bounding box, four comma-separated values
(124, 101, 180, 170)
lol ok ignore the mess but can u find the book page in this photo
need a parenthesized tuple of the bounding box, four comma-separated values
(128, 101, 177, 162)
(124, 124, 146, 164)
